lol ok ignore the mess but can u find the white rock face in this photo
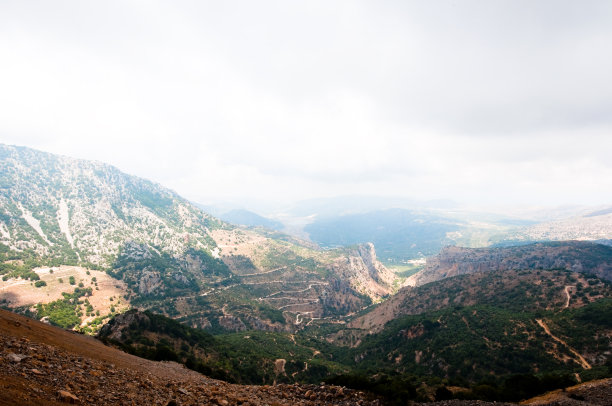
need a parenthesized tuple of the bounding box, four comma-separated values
(0, 222, 9, 239)
(57, 199, 74, 248)
(19, 204, 52, 246)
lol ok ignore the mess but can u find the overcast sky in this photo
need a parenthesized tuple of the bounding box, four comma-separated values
(1, 1, 611, 209)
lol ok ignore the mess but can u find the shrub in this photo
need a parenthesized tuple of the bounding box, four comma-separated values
(34, 280, 47, 288)
(436, 386, 453, 401)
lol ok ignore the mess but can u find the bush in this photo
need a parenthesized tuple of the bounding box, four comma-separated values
(34, 280, 47, 288)
(326, 374, 417, 404)
(69, 276, 76, 285)
(435, 386, 453, 401)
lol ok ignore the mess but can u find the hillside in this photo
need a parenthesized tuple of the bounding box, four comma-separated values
(0, 144, 395, 332)
(347, 268, 612, 335)
(0, 145, 221, 267)
(327, 241, 612, 395)
(99, 299, 612, 401)
(340, 298, 612, 398)
(333, 268, 612, 393)
(6, 306, 610, 405)
(346, 241, 612, 336)
(0, 308, 377, 406)
(406, 241, 612, 287)
(97, 309, 348, 385)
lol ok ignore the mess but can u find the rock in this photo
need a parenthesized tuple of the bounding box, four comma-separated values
(7, 352, 27, 362)
(57, 390, 79, 404)
(139, 270, 163, 295)
(304, 389, 317, 400)
(31, 368, 44, 375)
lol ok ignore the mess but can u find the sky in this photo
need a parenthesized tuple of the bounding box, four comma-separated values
(1, 1, 612, 209)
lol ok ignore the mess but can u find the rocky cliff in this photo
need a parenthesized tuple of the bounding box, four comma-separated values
(330, 242, 395, 301)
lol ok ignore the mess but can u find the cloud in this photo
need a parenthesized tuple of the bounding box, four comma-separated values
(1, 0, 611, 207)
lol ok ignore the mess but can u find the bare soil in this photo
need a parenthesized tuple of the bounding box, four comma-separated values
(0, 266, 129, 327)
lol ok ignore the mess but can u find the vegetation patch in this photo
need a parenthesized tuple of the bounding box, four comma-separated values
(36, 287, 92, 329)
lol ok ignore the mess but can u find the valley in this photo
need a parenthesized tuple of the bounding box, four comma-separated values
(1, 144, 611, 404)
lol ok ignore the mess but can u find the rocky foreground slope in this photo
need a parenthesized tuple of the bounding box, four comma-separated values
(0, 309, 379, 406)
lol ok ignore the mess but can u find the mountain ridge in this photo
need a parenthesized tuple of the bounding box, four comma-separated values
(0, 144, 395, 333)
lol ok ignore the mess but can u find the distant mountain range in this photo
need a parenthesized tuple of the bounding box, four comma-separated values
(214, 209, 284, 231)
(199, 197, 612, 264)
(302, 207, 612, 262)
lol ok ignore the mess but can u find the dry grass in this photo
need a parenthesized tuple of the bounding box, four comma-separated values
(0, 266, 129, 327)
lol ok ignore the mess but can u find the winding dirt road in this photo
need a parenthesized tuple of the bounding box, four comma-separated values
(536, 318, 591, 369)
(564, 285, 573, 308)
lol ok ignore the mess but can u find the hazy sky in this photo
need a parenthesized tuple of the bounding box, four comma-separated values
(1, 1, 611, 208)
